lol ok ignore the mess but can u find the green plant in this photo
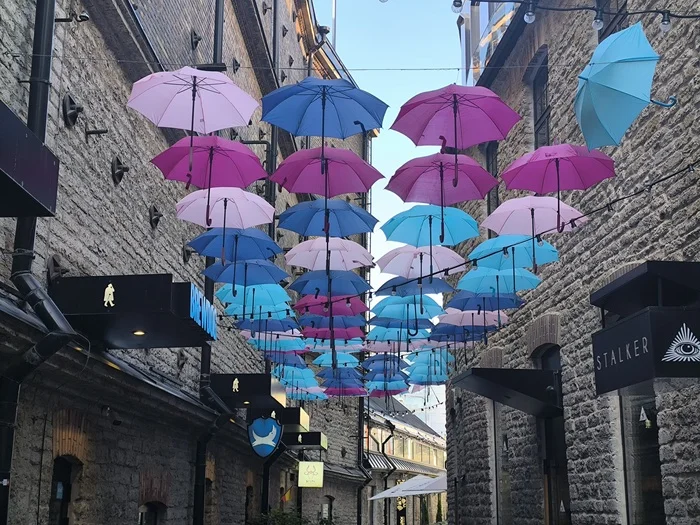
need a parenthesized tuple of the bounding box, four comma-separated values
(249, 509, 309, 525)
(436, 496, 443, 522)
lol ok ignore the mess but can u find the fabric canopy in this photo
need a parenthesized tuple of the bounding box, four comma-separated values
(369, 474, 447, 500)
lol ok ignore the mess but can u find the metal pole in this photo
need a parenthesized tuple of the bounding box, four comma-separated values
(267, 0, 280, 239)
(331, 0, 337, 48)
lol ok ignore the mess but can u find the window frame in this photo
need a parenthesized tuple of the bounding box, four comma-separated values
(532, 56, 551, 149)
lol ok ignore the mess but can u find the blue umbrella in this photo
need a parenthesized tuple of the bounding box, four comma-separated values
(369, 317, 434, 330)
(278, 200, 378, 237)
(365, 370, 408, 382)
(409, 349, 455, 364)
(317, 368, 362, 380)
(237, 317, 299, 333)
(381, 205, 479, 247)
(431, 323, 493, 337)
(227, 303, 292, 320)
(203, 259, 288, 286)
(375, 276, 454, 297)
(445, 291, 524, 312)
(575, 22, 676, 150)
(273, 366, 317, 387)
(366, 327, 430, 343)
(298, 314, 366, 329)
(372, 295, 444, 319)
(251, 338, 306, 351)
(188, 227, 281, 261)
(289, 270, 371, 296)
(362, 354, 402, 369)
(468, 235, 558, 271)
(307, 339, 364, 352)
(313, 352, 360, 368)
(458, 268, 540, 295)
(216, 283, 290, 306)
(261, 352, 306, 367)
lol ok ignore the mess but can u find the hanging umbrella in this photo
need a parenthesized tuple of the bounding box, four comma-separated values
(468, 235, 558, 271)
(203, 260, 288, 285)
(273, 366, 318, 388)
(381, 205, 479, 247)
(377, 245, 465, 279)
(271, 147, 384, 198)
(216, 283, 290, 306)
(375, 276, 454, 297)
(369, 317, 434, 329)
(323, 379, 368, 397)
(251, 339, 306, 352)
(302, 327, 365, 340)
(445, 290, 524, 311)
(317, 368, 362, 380)
(237, 317, 299, 333)
(176, 188, 274, 228)
(362, 354, 403, 369)
(458, 267, 540, 294)
(483, 196, 586, 236)
(366, 327, 431, 343)
(293, 295, 368, 316)
(298, 315, 366, 329)
(575, 22, 676, 150)
(501, 144, 615, 232)
(289, 270, 371, 296)
(372, 295, 444, 319)
(440, 310, 505, 327)
(286, 238, 374, 271)
(313, 352, 360, 367)
(189, 227, 281, 262)
(308, 340, 364, 352)
(151, 135, 266, 190)
(278, 200, 378, 237)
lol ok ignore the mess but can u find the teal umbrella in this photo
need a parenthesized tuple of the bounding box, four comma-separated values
(575, 22, 676, 150)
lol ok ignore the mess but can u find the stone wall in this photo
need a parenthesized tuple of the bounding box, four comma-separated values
(447, 2, 700, 525)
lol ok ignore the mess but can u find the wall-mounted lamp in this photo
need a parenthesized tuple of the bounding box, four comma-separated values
(55, 11, 90, 23)
(232, 58, 241, 74)
(182, 243, 195, 264)
(191, 29, 203, 50)
(149, 205, 163, 229)
(262, 1, 271, 15)
(111, 156, 129, 186)
(259, 128, 267, 140)
(46, 254, 69, 284)
(288, 56, 295, 67)
(280, 71, 287, 83)
(62, 93, 83, 128)
(282, 25, 288, 37)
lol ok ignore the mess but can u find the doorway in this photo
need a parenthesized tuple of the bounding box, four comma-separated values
(48, 456, 82, 525)
(538, 346, 571, 525)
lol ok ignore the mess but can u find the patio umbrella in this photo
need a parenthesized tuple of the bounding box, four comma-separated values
(278, 199, 378, 237)
(176, 187, 274, 228)
(501, 144, 615, 232)
(469, 235, 558, 273)
(375, 276, 454, 297)
(293, 295, 368, 317)
(381, 205, 479, 247)
(575, 22, 676, 150)
(289, 270, 371, 296)
(203, 259, 288, 286)
(286, 238, 373, 271)
(151, 135, 266, 190)
(128, 66, 258, 171)
(386, 154, 493, 242)
(188, 227, 281, 262)
(445, 290, 524, 311)
(377, 245, 465, 279)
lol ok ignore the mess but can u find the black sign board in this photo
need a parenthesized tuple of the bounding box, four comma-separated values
(282, 431, 328, 451)
(0, 101, 60, 217)
(592, 307, 700, 395)
(247, 407, 310, 432)
(48, 274, 216, 349)
(210, 373, 287, 410)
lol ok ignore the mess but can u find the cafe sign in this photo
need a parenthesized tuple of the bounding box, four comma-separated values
(298, 461, 324, 488)
(592, 307, 700, 395)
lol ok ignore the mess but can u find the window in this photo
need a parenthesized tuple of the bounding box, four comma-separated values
(532, 55, 550, 149)
(405, 439, 413, 460)
(620, 388, 666, 525)
(598, 0, 628, 41)
(49, 456, 82, 525)
(139, 502, 166, 525)
(321, 496, 334, 522)
(485, 142, 499, 237)
(394, 436, 405, 458)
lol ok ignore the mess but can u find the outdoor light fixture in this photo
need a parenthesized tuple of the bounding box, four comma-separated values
(262, 1, 271, 15)
(289, 56, 294, 67)
(133, 330, 146, 336)
(282, 25, 288, 37)
(660, 11, 672, 33)
(55, 11, 90, 23)
(524, 1, 536, 23)
(182, 243, 195, 264)
(149, 205, 163, 229)
(111, 156, 129, 186)
(243, 400, 250, 405)
(592, 8, 604, 31)
(191, 29, 203, 50)
(46, 254, 69, 284)
(451, 0, 463, 13)
(232, 58, 241, 74)
(101, 405, 122, 426)
(61, 93, 83, 128)
(281, 71, 287, 83)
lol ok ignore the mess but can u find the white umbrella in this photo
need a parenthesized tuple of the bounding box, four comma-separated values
(369, 475, 434, 500)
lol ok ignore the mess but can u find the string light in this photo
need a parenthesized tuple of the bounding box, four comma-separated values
(451, 0, 463, 14)
(524, 1, 537, 23)
(660, 11, 672, 33)
(592, 8, 604, 31)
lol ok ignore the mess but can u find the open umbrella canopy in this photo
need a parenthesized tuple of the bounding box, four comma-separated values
(372, 295, 444, 319)
(293, 295, 368, 316)
(251, 338, 306, 352)
(482, 196, 586, 236)
(227, 303, 292, 320)
(289, 270, 371, 296)
(390, 84, 520, 149)
(369, 317, 434, 330)
(377, 245, 465, 278)
(237, 317, 299, 333)
(151, 135, 266, 189)
(128, 66, 258, 134)
(271, 147, 384, 198)
(262, 77, 388, 139)
(176, 187, 275, 228)
(366, 327, 431, 342)
(278, 199, 378, 237)
(316, 368, 362, 380)
(445, 290, 524, 311)
(216, 283, 290, 305)
(188, 227, 281, 261)
(362, 354, 403, 369)
(298, 314, 366, 329)
(469, 235, 559, 270)
(302, 326, 365, 340)
(312, 352, 360, 367)
(286, 238, 374, 271)
(381, 205, 479, 247)
(375, 276, 454, 296)
(439, 309, 506, 327)
(307, 339, 364, 352)
(261, 352, 307, 367)
(323, 380, 368, 397)
(457, 267, 541, 294)
(575, 22, 676, 150)
(203, 260, 288, 285)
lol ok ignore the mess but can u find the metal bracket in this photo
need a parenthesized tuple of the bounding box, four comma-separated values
(111, 156, 129, 186)
(149, 205, 163, 229)
(62, 93, 83, 128)
(191, 29, 202, 50)
(84, 121, 108, 143)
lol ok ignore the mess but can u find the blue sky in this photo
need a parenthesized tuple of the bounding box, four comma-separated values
(314, 0, 463, 434)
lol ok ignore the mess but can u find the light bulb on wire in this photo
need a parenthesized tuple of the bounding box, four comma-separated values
(660, 11, 672, 33)
(524, 1, 536, 23)
(451, 0, 463, 14)
(592, 8, 604, 31)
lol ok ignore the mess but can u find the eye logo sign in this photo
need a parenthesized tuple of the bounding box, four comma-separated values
(248, 417, 282, 458)
(662, 324, 700, 362)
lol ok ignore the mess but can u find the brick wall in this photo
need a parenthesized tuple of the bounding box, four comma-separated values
(447, 2, 700, 524)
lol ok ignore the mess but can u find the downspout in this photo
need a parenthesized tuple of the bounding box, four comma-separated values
(370, 422, 395, 525)
(266, 0, 280, 240)
(356, 396, 372, 525)
(1, 2, 78, 522)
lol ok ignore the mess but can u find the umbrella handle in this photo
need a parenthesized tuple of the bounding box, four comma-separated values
(185, 173, 192, 190)
(556, 159, 565, 233)
(439, 165, 446, 243)
(651, 96, 677, 108)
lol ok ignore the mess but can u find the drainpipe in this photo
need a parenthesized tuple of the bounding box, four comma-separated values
(370, 422, 395, 525)
(1, 1, 78, 523)
(266, 0, 280, 240)
(356, 397, 372, 525)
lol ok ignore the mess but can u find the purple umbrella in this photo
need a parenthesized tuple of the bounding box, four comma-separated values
(151, 136, 266, 190)
(176, 188, 274, 228)
(377, 245, 465, 279)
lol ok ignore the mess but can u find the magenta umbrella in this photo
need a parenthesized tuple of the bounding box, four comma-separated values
(501, 144, 615, 232)
(386, 152, 496, 242)
(151, 135, 266, 189)
(285, 238, 373, 271)
(482, 196, 586, 271)
(377, 245, 465, 280)
(302, 327, 365, 340)
(176, 187, 274, 228)
(293, 295, 368, 317)
(271, 147, 383, 198)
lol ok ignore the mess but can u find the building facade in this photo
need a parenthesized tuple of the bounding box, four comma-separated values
(0, 0, 374, 524)
(364, 397, 447, 525)
(448, 2, 699, 525)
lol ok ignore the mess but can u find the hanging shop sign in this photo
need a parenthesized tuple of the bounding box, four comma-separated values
(248, 416, 282, 458)
(591, 307, 700, 395)
(282, 431, 328, 451)
(48, 274, 216, 349)
(297, 461, 324, 488)
(210, 373, 287, 410)
(0, 101, 60, 217)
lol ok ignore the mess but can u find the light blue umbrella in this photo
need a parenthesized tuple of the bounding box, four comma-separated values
(250, 338, 306, 352)
(216, 283, 290, 305)
(237, 317, 299, 333)
(381, 205, 479, 247)
(408, 349, 456, 364)
(372, 295, 444, 319)
(203, 259, 288, 286)
(445, 291, 524, 311)
(278, 200, 378, 237)
(375, 276, 454, 297)
(188, 227, 281, 261)
(366, 327, 430, 343)
(226, 303, 292, 320)
(312, 352, 359, 368)
(289, 270, 371, 296)
(369, 317, 434, 330)
(273, 366, 317, 388)
(575, 22, 676, 150)
(468, 235, 558, 270)
(458, 268, 540, 294)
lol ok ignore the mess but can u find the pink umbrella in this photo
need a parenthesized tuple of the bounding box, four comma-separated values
(324, 386, 368, 397)
(501, 144, 615, 231)
(293, 295, 368, 316)
(302, 327, 365, 340)
(368, 388, 408, 397)
(151, 135, 266, 189)
(271, 147, 383, 198)
(286, 238, 373, 271)
(440, 310, 508, 327)
(377, 245, 465, 279)
(176, 187, 274, 228)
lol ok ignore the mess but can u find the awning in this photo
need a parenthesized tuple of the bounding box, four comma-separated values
(452, 367, 562, 418)
(390, 458, 445, 476)
(369, 474, 446, 500)
(365, 452, 393, 471)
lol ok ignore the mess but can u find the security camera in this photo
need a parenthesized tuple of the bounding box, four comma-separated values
(77, 11, 90, 22)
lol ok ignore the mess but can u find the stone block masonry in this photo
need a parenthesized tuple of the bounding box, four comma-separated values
(446, 2, 700, 525)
